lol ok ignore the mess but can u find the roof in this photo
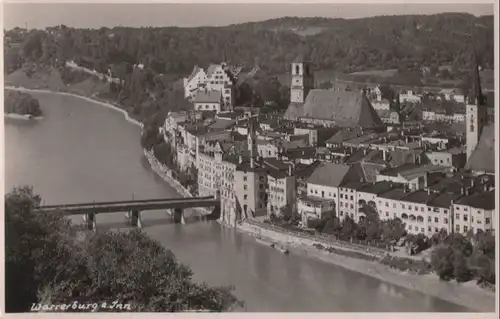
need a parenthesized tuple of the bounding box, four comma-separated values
(358, 181, 396, 195)
(456, 191, 495, 210)
(208, 119, 236, 130)
(378, 188, 407, 200)
(186, 65, 203, 83)
(326, 129, 360, 145)
(192, 90, 222, 103)
(465, 124, 495, 174)
(400, 190, 435, 205)
(380, 163, 446, 180)
(295, 161, 322, 179)
(307, 162, 350, 188)
(428, 193, 462, 208)
(284, 90, 384, 128)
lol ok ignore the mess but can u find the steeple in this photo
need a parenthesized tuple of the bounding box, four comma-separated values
(247, 108, 257, 168)
(468, 47, 484, 105)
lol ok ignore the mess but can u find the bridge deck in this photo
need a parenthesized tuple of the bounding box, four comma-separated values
(37, 197, 219, 215)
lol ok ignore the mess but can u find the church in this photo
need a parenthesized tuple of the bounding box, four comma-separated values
(464, 58, 495, 176)
(283, 59, 384, 129)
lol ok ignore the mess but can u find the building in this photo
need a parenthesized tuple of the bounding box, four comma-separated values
(399, 90, 422, 104)
(285, 89, 384, 129)
(453, 191, 495, 234)
(290, 59, 315, 104)
(267, 166, 297, 216)
(376, 163, 450, 191)
(300, 162, 350, 222)
(192, 90, 223, 113)
(183, 62, 236, 108)
(465, 63, 493, 173)
(439, 88, 465, 103)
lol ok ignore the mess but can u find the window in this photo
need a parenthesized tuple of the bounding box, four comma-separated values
(408, 205, 412, 210)
(463, 215, 468, 222)
(393, 203, 396, 208)
(340, 211, 343, 216)
(470, 124, 474, 132)
(428, 226, 431, 232)
(444, 218, 448, 224)
(464, 226, 468, 233)
(428, 216, 432, 222)
(243, 176, 247, 181)
(434, 217, 439, 223)
(340, 194, 344, 199)
(385, 212, 389, 217)
(456, 213, 460, 219)
(340, 202, 343, 207)
(350, 196, 353, 201)
(421, 207, 424, 212)
(477, 220, 482, 224)
(444, 209, 448, 214)
(409, 225, 412, 230)
(243, 184, 248, 190)
(485, 218, 491, 224)
(385, 202, 389, 207)
(244, 195, 248, 200)
(456, 225, 460, 232)
(350, 204, 353, 209)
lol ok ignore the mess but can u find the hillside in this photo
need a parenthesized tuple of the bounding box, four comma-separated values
(4, 13, 494, 77)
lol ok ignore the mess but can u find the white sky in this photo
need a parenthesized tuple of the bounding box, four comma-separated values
(2, 1, 495, 30)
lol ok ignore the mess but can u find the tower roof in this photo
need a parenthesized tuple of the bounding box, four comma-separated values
(467, 46, 485, 105)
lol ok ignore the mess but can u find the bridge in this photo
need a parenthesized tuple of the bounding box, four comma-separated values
(36, 196, 220, 231)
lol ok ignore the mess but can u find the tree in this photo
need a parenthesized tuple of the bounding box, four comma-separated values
(4, 187, 81, 312)
(4, 187, 242, 312)
(430, 245, 455, 281)
(140, 124, 162, 150)
(45, 230, 242, 312)
(340, 215, 358, 240)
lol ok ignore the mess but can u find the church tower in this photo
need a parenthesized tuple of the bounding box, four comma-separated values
(247, 115, 258, 168)
(290, 59, 314, 103)
(466, 53, 487, 161)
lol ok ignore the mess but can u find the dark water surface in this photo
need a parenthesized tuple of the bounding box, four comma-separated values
(4, 90, 470, 312)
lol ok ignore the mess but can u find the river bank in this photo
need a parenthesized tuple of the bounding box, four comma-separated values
(6, 85, 495, 312)
(238, 220, 496, 312)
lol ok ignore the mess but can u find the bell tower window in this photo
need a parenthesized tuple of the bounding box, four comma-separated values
(295, 64, 300, 75)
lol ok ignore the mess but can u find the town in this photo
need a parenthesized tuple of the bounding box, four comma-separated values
(160, 57, 495, 242)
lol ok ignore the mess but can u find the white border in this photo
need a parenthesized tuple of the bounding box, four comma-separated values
(0, 0, 498, 318)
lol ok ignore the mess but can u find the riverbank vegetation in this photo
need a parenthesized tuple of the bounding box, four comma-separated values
(267, 204, 495, 287)
(4, 186, 242, 313)
(4, 90, 42, 116)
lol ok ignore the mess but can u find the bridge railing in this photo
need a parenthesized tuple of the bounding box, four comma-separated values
(37, 196, 217, 209)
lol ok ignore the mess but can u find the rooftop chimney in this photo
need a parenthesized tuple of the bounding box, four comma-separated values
(288, 165, 293, 176)
(250, 157, 255, 169)
(471, 179, 475, 188)
(427, 188, 430, 195)
(382, 150, 387, 161)
(238, 155, 243, 164)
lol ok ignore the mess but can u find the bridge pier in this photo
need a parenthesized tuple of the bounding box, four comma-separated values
(83, 212, 96, 232)
(125, 209, 142, 228)
(173, 207, 185, 224)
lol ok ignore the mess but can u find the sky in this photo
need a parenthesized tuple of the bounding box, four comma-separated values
(1, 1, 495, 30)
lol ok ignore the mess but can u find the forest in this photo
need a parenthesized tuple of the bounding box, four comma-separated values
(4, 90, 43, 116)
(3, 13, 494, 128)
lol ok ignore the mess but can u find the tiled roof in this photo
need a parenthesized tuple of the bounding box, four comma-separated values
(192, 90, 222, 103)
(456, 191, 495, 210)
(307, 162, 350, 188)
(284, 90, 384, 128)
(465, 124, 495, 174)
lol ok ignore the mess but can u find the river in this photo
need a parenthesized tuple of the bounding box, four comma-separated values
(4, 90, 470, 312)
